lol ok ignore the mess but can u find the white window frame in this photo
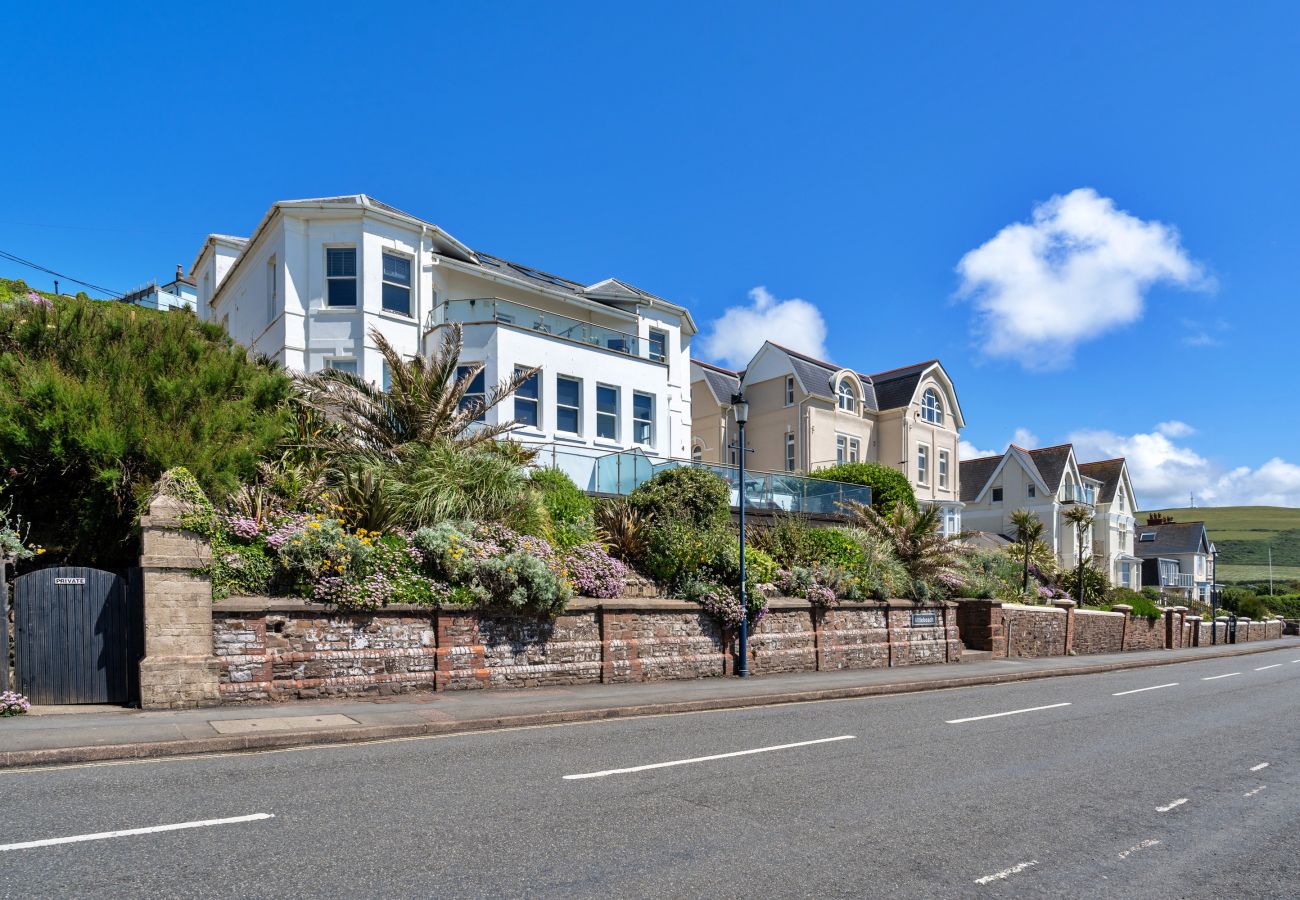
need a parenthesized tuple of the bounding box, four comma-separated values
(556, 375, 582, 435)
(836, 434, 848, 464)
(784, 376, 795, 407)
(648, 329, 668, 364)
(837, 380, 856, 412)
(785, 432, 796, 472)
(992, 486, 1004, 503)
(938, 449, 949, 489)
(917, 443, 929, 485)
(325, 246, 358, 308)
(921, 388, 943, 425)
(848, 437, 861, 463)
(596, 383, 619, 441)
(456, 364, 486, 422)
(1028, 484, 1036, 498)
(632, 391, 655, 446)
(514, 365, 540, 430)
(381, 251, 413, 318)
(692, 444, 703, 462)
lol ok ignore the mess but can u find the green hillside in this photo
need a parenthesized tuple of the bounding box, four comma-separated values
(1139, 505, 1300, 584)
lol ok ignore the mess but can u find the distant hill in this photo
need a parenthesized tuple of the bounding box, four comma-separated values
(1138, 506, 1300, 584)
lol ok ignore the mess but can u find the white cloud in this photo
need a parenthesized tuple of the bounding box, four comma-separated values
(956, 188, 1208, 369)
(1011, 427, 1040, 449)
(1068, 423, 1300, 509)
(959, 427, 1038, 461)
(699, 286, 827, 369)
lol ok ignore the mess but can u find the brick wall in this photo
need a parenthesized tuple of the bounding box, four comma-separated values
(1073, 610, 1125, 655)
(212, 597, 960, 703)
(1125, 614, 1165, 650)
(1001, 605, 1067, 658)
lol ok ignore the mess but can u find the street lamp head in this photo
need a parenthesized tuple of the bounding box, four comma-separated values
(730, 393, 749, 425)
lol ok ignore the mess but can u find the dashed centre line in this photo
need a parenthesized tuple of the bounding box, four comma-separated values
(1251, 763, 1270, 772)
(0, 813, 274, 852)
(974, 860, 1038, 885)
(563, 735, 856, 780)
(946, 703, 1071, 724)
(1118, 839, 1161, 859)
(1157, 798, 1188, 813)
(1244, 786, 1267, 798)
(1113, 683, 1178, 696)
(1202, 673, 1241, 681)
(1255, 664, 1282, 671)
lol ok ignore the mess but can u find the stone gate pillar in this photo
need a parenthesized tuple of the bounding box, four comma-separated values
(138, 494, 221, 709)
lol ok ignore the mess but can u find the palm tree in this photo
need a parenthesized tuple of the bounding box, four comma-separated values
(1010, 509, 1044, 593)
(1063, 504, 1095, 604)
(293, 324, 537, 460)
(842, 501, 968, 599)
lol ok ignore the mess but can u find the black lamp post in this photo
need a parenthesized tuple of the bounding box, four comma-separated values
(730, 392, 750, 678)
(1210, 544, 1219, 644)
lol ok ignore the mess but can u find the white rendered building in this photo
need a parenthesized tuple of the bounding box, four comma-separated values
(191, 195, 696, 485)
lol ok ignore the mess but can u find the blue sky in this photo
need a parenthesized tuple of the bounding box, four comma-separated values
(4, 1, 1299, 507)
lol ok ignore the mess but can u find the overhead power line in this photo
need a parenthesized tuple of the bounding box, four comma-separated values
(0, 249, 125, 299)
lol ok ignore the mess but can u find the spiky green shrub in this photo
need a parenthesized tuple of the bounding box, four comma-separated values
(0, 284, 291, 564)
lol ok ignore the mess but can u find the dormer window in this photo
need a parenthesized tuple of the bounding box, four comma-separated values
(921, 388, 943, 425)
(837, 380, 857, 412)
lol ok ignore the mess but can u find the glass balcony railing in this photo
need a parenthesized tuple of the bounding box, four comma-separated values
(1063, 485, 1097, 505)
(431, 298, 645, 358)
(593, 450, 872, 515)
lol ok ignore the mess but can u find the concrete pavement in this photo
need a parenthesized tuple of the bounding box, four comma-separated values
(1, 637, 1297, 768)
(2, 644, 1299, 897)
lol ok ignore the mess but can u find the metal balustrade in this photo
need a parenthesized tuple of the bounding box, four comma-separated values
(429, 298, 647, 358)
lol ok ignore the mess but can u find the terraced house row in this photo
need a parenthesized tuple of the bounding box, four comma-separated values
(188, 194, 1210, 594)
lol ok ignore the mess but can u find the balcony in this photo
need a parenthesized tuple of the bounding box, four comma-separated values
(1161, 572, 1195, 589)
(429, 298, 648, 359)
(1062, 485, 1097, 506)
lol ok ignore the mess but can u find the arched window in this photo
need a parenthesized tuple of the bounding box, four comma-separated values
(921, 388, 943, 425)
(837, 379, 857, 412)
(692, 444, 703, 462)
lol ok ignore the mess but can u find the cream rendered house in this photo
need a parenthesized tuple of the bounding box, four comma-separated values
(690, 343, 965, 533)
(960, 445, 1141, 589)
(1077, 459, 1143, 591)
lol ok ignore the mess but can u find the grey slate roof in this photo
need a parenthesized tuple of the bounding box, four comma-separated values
(1078, 459, 1126, 504)
(1133, 522, 1210, 558)
(863, 360, 936, 411)
(694, 360, 741, 402)
(1026, 445, 1074, 492)
(960, 455, 1004, 503)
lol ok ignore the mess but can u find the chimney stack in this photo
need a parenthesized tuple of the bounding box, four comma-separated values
(176, 264, 184, 281)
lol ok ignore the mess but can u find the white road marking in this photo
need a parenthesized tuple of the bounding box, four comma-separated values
(946, 702, 1071, 724)
(0, 813, 273, 852)
(1157, 798, 1188, 812)
(974, 860, 1038, 885)
(1251, 763, 1269, 772)
(1118, 839, 1161, 859)
(1113, 683, 1178, 696)
(1202, 673, 1241, 681)
(1244, 786, 1267, 798)
(1255, 664, 1282, 671)
(563, 735, 856, 780)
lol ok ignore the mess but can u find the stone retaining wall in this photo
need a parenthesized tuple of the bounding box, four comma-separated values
(954, 599, 1287, 660)
(212, 597, 961, 703)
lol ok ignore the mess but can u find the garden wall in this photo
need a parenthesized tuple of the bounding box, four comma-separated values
(953, 599, 1287, 661)
(211, 596, 961, 703)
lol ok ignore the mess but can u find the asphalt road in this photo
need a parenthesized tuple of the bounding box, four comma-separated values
(2, 646, 1298, 899)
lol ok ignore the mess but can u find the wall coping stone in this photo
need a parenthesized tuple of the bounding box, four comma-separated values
(1002, 603, 1067, 614)
(1111, 604, 1133, 613)
(1052, 599, 1077, 609)
(1076, 608, 1125, 618)
(212, 594, 955, 616)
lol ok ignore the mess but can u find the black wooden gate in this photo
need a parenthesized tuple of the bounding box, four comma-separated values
(13, 567, 133, 704)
